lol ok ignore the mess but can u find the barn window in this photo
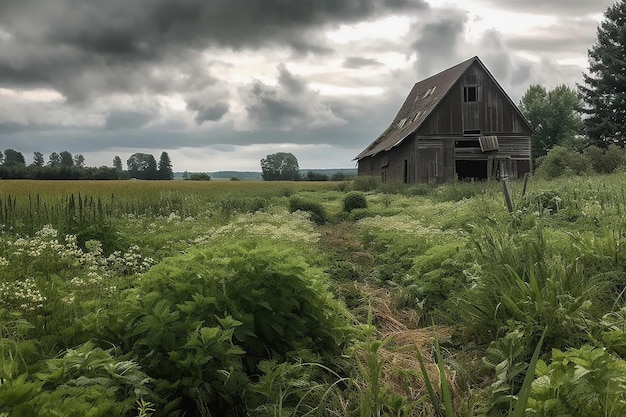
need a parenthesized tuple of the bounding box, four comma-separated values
(464, 86, 478, 102)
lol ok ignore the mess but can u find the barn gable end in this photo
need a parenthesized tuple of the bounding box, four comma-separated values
(355, 56, 532, 184)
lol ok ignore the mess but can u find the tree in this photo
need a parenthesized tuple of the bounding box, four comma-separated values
(127, 153, 158, 179)
(73, 154, 85, 168)
(59, 151, 74, 167)
(48, 152, 61, 167)
(113, 156, 123, 171)
(157, 151, 174, 180)
(3, 149, 26, 167)
(519, 84, 583, 160)
(578, 1, 626, 147)
(32, 151, 45, 168)
(260, 152, 300, 181)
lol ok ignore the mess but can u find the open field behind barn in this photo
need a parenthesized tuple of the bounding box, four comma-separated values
(1, 174, 626, 416)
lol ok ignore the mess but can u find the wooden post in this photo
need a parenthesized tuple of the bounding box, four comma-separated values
(521, 172, 530, 197)
(501, 177, 514, 213)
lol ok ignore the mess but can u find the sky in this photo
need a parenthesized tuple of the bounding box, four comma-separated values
(0, 0, 615, 172)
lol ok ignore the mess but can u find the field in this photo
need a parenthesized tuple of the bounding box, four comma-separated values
(1, 174, 626, 416)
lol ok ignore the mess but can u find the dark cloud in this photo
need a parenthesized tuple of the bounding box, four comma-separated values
(104, 111, 152, 130)
(410, 7, 469, 77)
(242, 65, 345, 130)
(342, 57, 384, 68)
(187, 101, 230, 124)
(0, 0, 426, 95)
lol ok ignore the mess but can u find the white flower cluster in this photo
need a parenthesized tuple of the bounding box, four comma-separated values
(357, 214, 452, 237)
(0, 277, 45, 311)
(208, 211, 320, 245)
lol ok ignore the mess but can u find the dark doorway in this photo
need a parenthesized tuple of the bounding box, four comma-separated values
(456, 160, 487, 180)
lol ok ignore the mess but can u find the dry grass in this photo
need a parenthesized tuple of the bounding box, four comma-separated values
(353, 282, 458, 411)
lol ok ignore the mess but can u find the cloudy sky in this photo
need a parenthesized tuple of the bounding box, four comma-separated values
(0, 0, 614, 172)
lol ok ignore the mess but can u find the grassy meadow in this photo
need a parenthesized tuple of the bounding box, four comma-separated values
(1, 174, 626, 416)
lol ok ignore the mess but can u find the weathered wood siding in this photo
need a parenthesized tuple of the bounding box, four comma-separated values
(419, 62, 531, 137)
(358, 60, 532, 184)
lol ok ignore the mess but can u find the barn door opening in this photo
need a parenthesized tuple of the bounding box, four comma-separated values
(456, 160, 487, 181)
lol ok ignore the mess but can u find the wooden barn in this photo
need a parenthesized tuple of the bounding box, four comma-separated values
(355, 56, 532, 184)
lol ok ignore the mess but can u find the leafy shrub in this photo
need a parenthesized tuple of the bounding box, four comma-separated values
(0, 342, 153, 417)
(528, 346, 626, 416)
(584, 144, 625, 174)
(343, 191, 368, 212)
(88, 243, 352, 416)
(534, 146, 591, 179)
(288, 196, 328, 225)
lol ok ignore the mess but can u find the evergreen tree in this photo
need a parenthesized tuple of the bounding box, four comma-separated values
(157, 151, 174, 180)
(578, 0, 626, 147)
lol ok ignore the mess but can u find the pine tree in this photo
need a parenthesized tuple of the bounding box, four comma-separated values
(157, 151, 174, 180)
(578, 0, 626, 147)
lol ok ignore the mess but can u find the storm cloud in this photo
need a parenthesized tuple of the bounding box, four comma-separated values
(0, 0, 613, 171)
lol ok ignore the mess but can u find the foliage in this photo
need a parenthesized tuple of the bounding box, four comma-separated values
(520, 190, 564, 213)
(261, 152, 301, 181)
(352, 175, 380, 192)
(528, 345, 626, 417)
(519, 84, 584, 160)
(127, 153, 158, 180)
(288, 196, 329, 225)
(89, 243, 352, 416)
(156, 152, 173, 180)
(186, 172, 211, 181)
(534, 146, 591, 178)
(343, 191, 368, 212)
(583, 144, 625, 174)
(579, 0, 626, 147)
(459, 226, 610, 352)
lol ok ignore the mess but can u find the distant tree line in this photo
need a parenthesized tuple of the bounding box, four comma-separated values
(0, 149, 174, 180)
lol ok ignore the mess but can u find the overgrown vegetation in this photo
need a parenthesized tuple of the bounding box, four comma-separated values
(2, 173, 626, 416)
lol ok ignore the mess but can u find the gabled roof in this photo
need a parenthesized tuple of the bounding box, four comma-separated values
(355, 56, 529, 160)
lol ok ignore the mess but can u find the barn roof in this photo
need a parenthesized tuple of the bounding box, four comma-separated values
(354, 56, 527, 160)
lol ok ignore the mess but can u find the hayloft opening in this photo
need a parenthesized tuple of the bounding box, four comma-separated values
(456, 160, 487, 180)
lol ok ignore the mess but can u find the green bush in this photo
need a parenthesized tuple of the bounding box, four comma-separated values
(528, 346, 626, 416)
(534, 146, 591, 179)
(288, 196, 329, 225)
(584, 144, 625, 174)
(343, 191, 368, 212)
(88, 243, 352, 416)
